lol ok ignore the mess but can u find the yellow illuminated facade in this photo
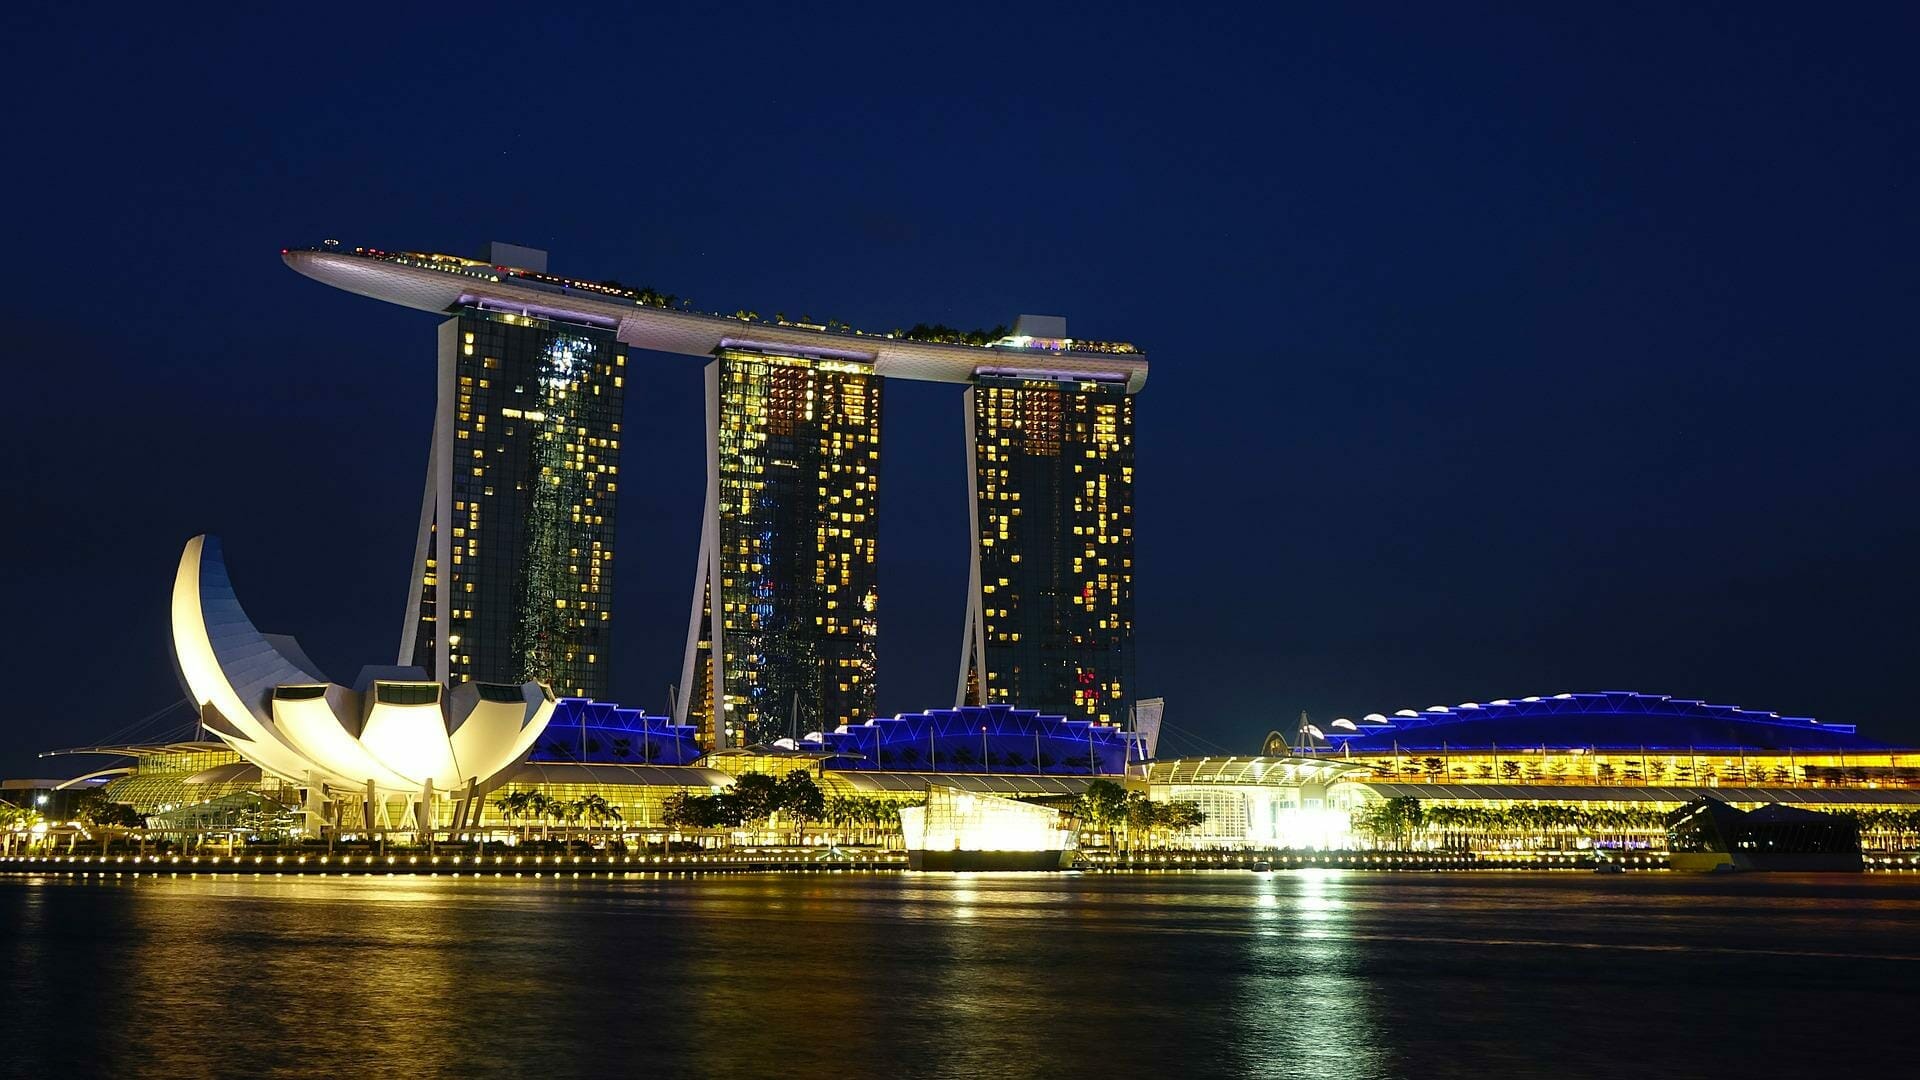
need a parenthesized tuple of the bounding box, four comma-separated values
(685, 348, 881, 747)
(1338, 746, 1920, 788)
(101, 746, 257, 815)
(405, 308, 624, 698)
(961, 376, 1134, 723)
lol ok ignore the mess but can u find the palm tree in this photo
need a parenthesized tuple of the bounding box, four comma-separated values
(0, 802, 41, 856)
(823, 797, 855, 844)
(525, 791, 553, 841)
(496, 789, 531, 840)
(576, 793, 621, 843)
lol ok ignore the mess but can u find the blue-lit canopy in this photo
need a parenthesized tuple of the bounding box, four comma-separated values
(530, 699, 703, 766)
(1313, 691, 1883, 753)
(524, 700, 1132, 775)
(812, 704, 1132, 775)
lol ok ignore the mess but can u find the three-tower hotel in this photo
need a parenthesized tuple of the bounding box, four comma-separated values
(285, 242, 1148, 749)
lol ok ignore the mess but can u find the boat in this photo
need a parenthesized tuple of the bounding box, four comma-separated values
(1665, 799, 1863, 872)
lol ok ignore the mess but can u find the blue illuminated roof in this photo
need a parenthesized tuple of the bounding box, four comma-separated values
(522, 700, 1135, 775)
(1318, 691, 1885, 752)
(810, 704, 1133, 775)
(530, 699, 703, 766)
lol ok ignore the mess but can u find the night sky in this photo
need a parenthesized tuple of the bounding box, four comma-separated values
(3, 4, 1916, 779)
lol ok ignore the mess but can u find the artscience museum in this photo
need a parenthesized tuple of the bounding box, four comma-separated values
(172, 534, 556, 833)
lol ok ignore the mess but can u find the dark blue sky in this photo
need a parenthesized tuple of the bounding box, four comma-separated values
(3, 3, 1916, 777)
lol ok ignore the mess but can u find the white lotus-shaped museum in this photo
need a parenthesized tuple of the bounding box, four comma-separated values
(170, 535, 554, 803)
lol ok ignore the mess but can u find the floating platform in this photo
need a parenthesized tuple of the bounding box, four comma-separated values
(906, 849, 1074, 872)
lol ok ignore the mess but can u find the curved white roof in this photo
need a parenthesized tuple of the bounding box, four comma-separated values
(283, 248, 1150, 393)
(171, 534, 554, 795)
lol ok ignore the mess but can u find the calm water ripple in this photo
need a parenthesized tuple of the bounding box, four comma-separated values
(4, 871, 1916, 1079)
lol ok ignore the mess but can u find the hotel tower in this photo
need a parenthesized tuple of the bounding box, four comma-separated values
(956, 317, 1135, 724)
(677, 347, 881, 748)
(283, 244, 1146, 738)
(395, 246, 625, 699)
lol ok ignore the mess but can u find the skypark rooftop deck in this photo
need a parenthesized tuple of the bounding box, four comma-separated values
(283, 245, 1149, 391)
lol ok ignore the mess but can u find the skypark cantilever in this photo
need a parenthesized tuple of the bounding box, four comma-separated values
(282, 246, 1149, 391)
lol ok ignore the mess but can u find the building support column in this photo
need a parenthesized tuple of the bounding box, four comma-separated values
(399, 319, 459, 678)
(677, 360, 728, 747)
(955, 387, 988, 707)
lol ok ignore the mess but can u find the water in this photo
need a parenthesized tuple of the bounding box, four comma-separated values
(3, 870, 1916, 1078)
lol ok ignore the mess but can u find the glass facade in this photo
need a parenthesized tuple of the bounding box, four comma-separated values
(476, 777, 718, 830)
(965, 376, 1134, 723)
(102, 748, 257, 815)
(409, 308, 623, 698)
(690, 348, 881, 747)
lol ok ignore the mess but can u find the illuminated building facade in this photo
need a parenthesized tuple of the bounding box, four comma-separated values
(528, 698, 703, 766)
(678, 347, 881, 748)
(958, 373, 1135, 724)
(1289, 690, 1908, 787)
(283, 245, 1149, 728)
(815, 704, 1133, 774)
(85, 562, 1920, 855)
(401, 306, 624, 698)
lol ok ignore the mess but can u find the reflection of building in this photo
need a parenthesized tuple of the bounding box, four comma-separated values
(958, 358, 1134, 724)
(679, 347, 881, 749)
(403, 298, 624, 699)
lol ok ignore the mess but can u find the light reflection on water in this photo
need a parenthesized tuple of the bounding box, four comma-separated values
(3, 871, 1918, 1078)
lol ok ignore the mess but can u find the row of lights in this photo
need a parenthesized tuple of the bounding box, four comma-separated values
(1081, 853, 1483, 867)
(1074, 852, 1789, 871)
(0, 853, 902, 870)
(0, 866, 893, 881)
(11, 852, 1917, 873)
